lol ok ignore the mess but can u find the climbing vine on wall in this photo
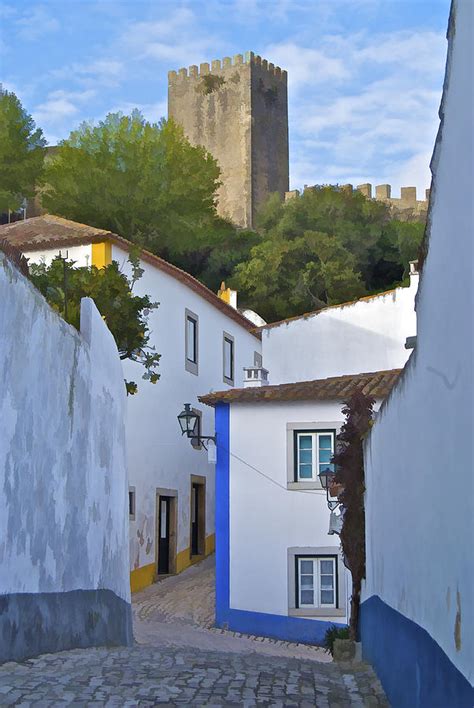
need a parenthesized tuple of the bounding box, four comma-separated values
(198, 74, 226, 94)
(333, 389, 375, 640)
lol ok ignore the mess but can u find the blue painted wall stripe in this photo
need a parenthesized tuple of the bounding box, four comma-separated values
(360, 595, 474, 708)
(214, 401, 345, 646)
(215, 402, 230, 626)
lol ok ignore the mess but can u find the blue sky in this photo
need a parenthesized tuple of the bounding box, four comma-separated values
(1, 0, 450, 197)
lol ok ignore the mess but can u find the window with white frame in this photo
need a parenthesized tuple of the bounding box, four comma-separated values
(223, 333, 234, 384)
(296, 556, 337, 609)
(185, 309, 199, 374)
(294, 430, 335, 481)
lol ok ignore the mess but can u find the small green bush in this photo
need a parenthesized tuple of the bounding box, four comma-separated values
(324, 625, 350, 656)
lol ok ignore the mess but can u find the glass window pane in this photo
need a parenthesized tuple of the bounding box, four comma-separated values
(298, 464, 313, 479)
(186, 318, 196, 362)
(224, 338, 233, 379)
(299, 449, 312, 464)
(321, 590, 334, 605)
(298, 435, 313, 450)
(320, 575, 334, 589)
(320, 560, 334, 574)
(319, 449, 332, 464)
(318, 434, 333, 450)
(300, 590, 314, 605)
(300, 560, 313, 574)
(300, 575, 313, 587)
(319, 462, 335, 474)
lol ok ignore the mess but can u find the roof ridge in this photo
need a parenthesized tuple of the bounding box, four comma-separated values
(260, 287, 405, 331)
(0, 215, 260, 338)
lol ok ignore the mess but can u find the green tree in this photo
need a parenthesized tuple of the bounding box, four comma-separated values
(231, 187, 425, 321)
(0, 88, 46, 212)
(232, 230, 364, 322)
(29, 250, 160, 395)
(42, 112, 221, 256)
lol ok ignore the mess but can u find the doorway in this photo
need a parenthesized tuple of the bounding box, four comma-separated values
(156, 489, 177, 577)
(190, 475, 206, 558)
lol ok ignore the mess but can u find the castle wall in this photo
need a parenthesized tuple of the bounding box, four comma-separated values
(168, 53, 289, 228)
(250, 56, 289, 226)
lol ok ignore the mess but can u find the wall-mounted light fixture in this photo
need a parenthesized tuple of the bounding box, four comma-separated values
(177, 403, 216, 450)
(318, 467, 342, 512)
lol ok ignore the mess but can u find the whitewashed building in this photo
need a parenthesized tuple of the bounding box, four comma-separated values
(360, 2, 474, 705)
(200, 369, 400, 644)
(260, 266, 419, 384)
(0, 215, 262, 592)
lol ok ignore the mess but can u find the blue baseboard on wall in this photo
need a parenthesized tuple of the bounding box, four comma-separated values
(219, 606, 345, 646)
(360, 595, 474, 708)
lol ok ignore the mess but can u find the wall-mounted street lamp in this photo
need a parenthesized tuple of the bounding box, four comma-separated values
(318, 466, 342, 512)
(177, 403, 216, 450)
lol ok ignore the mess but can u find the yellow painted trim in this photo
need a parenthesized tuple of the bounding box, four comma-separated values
(205, 533, 215, 555)
(176, 547, 191, 574)
(131, 533, 216, 592)
(130, 562, 155, 593)
(91, 241, 112, 268)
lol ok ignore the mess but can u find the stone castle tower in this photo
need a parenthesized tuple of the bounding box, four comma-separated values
(168, 51, 289, 228)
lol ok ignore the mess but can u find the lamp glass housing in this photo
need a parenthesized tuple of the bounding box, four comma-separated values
(318, 467, 335, 490)
(177, 404, 199, 437)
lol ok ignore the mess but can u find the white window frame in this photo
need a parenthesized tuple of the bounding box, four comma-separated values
(297, 556, 337, 609)
(295, 431, 335, 482)
(223, 332, 235, 385)
(185, 309, 199, 375)
(128, 487, 136, 521)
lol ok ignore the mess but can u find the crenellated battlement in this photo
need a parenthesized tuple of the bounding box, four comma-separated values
(168, 51, 287, 83)
(285, 183, 430, 223)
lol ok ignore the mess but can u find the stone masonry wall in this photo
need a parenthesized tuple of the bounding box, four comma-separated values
(168, 52, 289, 228)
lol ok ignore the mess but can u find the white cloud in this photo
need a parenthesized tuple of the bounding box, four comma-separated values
(16, 5, 60, 41)
(281, 27, 445, 194)
(50, 59, 124, 88)
(34, 89, 97, 126)
(264, 42, 349, 88)
(108, 100, 168, 123)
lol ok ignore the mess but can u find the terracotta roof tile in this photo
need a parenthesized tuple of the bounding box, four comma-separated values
(0, 215, 260, 338)
(199, 369, 402, 406)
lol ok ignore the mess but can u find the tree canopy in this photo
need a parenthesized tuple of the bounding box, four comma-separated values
(42, 111, 222, 256)
(230, 187, 424, 321)
(29, 250, 160, 395)
(0, 88, 46, 213)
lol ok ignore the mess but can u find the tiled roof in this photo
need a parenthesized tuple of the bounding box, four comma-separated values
(260, 289, 399, 331)
(0, 215, 260, 338)
(199, 369, 402, 406)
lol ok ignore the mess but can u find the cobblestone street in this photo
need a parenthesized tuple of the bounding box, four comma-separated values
(0, 557, 389, 706)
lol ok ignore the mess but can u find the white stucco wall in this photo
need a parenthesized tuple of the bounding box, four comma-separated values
(262, 273, 418, 385)
(362, 0, 473, 685)
(229, 400, 351, 622)
(113, 245, 262, 572)
(0, 254, 130, 602)
(24, 244, 92, 268)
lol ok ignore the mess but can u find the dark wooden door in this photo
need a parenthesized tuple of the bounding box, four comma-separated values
(158, 496, 171, 574)
(191, 484, 200, 556)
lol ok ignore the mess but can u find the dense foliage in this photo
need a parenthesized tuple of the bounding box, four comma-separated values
(42, 112, 222, 256)
(324, 625, 350, 656)
(230, 188, 424, 321)
(332, 390, 375, 640)
(0, 88, 46, 212)
(2, 90, 425, 325)
(29, 250, 160, 394)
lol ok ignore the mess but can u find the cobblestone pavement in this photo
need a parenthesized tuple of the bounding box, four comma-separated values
(0, 557, 389, 706)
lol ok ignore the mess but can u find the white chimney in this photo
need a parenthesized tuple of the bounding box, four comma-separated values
(243, 366, 270, 388)
(409, 260, 419, 290)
